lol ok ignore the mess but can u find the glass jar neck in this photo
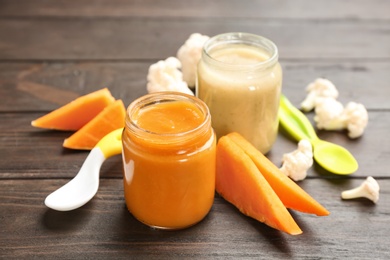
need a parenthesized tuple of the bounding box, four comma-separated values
(124, 92, 212, 153)
(202, 32, 279, 72)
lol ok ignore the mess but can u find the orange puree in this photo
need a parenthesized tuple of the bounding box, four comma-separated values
(122, 93, 216, 229)
(134, 101, 204, 134)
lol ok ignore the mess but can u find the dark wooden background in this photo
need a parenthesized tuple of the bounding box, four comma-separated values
(1, 0, 389, 259)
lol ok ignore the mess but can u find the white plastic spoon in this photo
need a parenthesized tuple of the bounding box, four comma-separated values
(45, 128, 123, 211)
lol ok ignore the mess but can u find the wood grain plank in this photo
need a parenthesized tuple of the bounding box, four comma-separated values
(0, 0, 389, 20)
(1, 178, 388, 259)
(0, 62, 149, 112)
(0, 18, 389, 60)
(0, 110, 388, 179)
(0, 61, 389, 112)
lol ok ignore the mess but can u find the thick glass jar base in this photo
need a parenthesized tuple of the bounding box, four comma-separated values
(127, 208, 207, 230)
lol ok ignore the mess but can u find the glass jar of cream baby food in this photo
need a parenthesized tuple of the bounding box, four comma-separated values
(122, 92, 216, 230)
(196, 32, 282, 154)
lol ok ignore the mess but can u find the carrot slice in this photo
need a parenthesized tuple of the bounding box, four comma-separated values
(227, 132, 329, 216)
(31, 88, 115, 131)
(216, 135, 302, 235)
(63, 99, 126, 150)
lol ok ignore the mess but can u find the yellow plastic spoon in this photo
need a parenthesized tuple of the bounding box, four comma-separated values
(45, 128, 123, 211)
(279, 95, 358, 175)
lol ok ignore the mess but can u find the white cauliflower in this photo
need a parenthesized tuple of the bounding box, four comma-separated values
(342, 102, 369, 138)
(314, 98, 368, 138)
(280, 139, 313, 181)
(146, 57, 193, 96)
(314, 97, 344, 130)
(301, 78, 339, 112)
(177, 33, 210, 87)
(341, 176, 380, 203)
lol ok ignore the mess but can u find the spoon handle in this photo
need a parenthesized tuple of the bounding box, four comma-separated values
(44, 128, 124, 211)
(97, 128, 123, 158)
(279, 95, 319, 142)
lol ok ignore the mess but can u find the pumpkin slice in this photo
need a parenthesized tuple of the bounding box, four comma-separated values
(63, 99, 126, 150)
(31, 88, 115, 130)
(216, 135, 302, 235)
(227, 132, 329, 216)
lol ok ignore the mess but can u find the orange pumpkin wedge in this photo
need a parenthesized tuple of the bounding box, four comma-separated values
(63, 99, 126, 150)
(216, 135, 302, 235)
(227, 132, 329, 216)
(31, 88, 115, 130)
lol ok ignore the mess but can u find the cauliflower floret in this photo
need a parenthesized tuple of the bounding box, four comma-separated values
(301, 78, 339, 112)
(314, 97, 344, 130)
(146, 57, 193, 96)
(280, 139, 313, 181)
(177, 33, 210, 87)
(341, 176, 379, 203)
(342, 102, 369, 138)
(314, 98, 368, 138)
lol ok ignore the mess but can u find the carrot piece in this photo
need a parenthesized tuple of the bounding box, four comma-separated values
(31, 88, 115, 131)
(216, 136, 302, 235)
(63, 99, 126, 150)
(227, 132, 329, 216)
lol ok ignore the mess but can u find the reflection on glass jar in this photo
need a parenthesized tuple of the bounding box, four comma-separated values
(197, 32, 282, 154)
(122, 92, 216, 230)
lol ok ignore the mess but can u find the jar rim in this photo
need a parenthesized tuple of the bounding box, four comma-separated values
(202, 32, 279, 71)
(125, 92, 211, 142)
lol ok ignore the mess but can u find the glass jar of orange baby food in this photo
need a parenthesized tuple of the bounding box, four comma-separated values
(122, 92, 216, 230)
(197, 32, 282, 154)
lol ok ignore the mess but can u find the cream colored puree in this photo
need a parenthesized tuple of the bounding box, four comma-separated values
(197, 44, 282, 154)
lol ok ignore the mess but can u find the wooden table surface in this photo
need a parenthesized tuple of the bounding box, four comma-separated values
(1, 0, 389, 259)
